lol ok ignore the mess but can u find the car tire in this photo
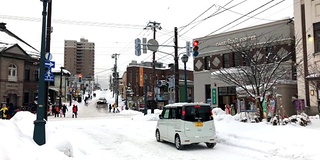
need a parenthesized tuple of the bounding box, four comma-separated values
(175, 135, 184, 150)
(156, 130, 161, 142)
(206, 142, 216, 148)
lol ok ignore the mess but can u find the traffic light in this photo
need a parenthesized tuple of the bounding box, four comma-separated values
(193, 40, 199, 57)
(135, 38, 141, 56)
(78, 74, 82, 83)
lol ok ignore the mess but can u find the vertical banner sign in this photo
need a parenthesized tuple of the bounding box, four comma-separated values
(139, 67, 144, 87)
(212, 88, 217, 105)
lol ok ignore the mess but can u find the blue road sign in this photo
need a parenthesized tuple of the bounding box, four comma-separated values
(44, 68, 54, 82)
(45, 60, 55, 68)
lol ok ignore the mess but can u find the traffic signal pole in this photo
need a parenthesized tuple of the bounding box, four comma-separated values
(112, 53, 120, 108)
(174, 27, 179, 103)
(144, 21, 161, 113)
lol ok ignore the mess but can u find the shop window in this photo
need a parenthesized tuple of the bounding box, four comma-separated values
(8, 64, 17, 82)
(205, 84, 211, 103)
(314, 22, 320, 53)
(23, 92, 29, 105)
(204, 56, 211, 70)
(234, 52, 242, 67)
(35, 69, 39, 81)
(24, 68, 30, 81)
(223, 53, 230, 68)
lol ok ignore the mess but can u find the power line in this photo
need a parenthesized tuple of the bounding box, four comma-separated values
(221, 0, 286, 33)
(206, 0, 276, 36)
(0, 14, 145, 29)
(155, 0, 243, 64)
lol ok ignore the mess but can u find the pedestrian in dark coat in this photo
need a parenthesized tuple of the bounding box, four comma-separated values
(109, 104, 112, 113)
(62, 104, 68, 117)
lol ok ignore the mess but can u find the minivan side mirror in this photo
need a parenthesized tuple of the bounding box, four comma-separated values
(159, 115, 163, 119)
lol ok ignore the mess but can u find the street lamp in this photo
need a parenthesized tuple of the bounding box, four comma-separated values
(59, 66, 65, 108)
(181, 54, 189, 102)
(33, 0, 50, 145)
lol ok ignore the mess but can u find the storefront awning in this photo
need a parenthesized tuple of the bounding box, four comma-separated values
(49, 88, 59, 93)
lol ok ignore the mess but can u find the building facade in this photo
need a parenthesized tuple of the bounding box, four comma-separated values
(294, 0, 320, 115)
(193, 19, 297, 115)
(64, 38, 95, 79)
(121, 60, 194, 110)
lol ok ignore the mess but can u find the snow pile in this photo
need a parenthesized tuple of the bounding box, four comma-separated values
(212, 107, 234, 121)
(130, 109, 162, 121)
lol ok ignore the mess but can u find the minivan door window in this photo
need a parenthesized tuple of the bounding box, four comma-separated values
(163, 109, 170, 119)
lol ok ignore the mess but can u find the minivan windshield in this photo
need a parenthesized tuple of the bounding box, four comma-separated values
(182, 105, 212, 122)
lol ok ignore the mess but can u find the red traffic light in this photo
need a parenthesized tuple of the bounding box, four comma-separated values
(193, 40, 199, 47)
(78, 74, 82, 78)
(192, 40, 199, 57)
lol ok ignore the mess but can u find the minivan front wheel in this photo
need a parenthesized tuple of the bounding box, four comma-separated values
(156, 130, 161, 142)
(206, 142, 216, 148)
(175, 135, 184, 150)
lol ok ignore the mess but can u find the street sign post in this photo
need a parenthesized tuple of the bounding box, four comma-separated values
(44, 60, 55, 82)
(45, 60, 55, 68)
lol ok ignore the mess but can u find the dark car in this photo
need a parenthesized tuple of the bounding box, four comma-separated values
(97, 97, 107, 104)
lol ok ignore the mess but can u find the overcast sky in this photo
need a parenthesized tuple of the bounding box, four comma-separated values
(0, 0, 293, 88)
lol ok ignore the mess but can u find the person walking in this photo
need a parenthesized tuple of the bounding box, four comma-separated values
(72, 104, 78, 118)
(62, 104, 68, 117)
(54, 105, 60, 118)
(0, 104, 9, 119)
(108, 104, 112, 112)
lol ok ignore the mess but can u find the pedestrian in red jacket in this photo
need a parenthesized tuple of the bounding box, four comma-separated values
(72, 104, 78, 118)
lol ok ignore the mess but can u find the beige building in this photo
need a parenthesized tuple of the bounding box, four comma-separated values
(64, 38, 95, 79)
(193, 19, 297, 116)
(294, 0, 320, 115)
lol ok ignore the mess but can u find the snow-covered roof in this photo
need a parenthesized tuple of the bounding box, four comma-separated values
(211, 68, 243, 75)
(51, 68, 71, 75)
(0, 27, 39, 56)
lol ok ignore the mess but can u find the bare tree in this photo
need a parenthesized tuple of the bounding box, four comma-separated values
(212, 34, 295, 121)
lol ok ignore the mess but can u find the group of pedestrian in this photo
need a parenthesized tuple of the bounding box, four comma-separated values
(53, 104, 68, 118)
(51, 104, 78, 118)
(108, 103, 120, 113)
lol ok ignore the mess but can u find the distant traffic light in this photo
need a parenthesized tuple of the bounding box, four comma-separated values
(78, 74, 82, 83)
(193, 40, 199, 57)
(135, 38, 141, 56)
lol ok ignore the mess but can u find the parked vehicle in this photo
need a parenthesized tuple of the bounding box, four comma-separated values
(155, 102, 217, 150)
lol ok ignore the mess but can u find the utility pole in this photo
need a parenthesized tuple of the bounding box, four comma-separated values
(59, 66, 64, 109)
(174, 27, 179, 103)
(144, 21, 161, 113)
(44, 0, 52, 121)
(112, 53, 120, 108)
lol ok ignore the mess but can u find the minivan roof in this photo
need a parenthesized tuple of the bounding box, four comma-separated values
(164, 102, 210, 108)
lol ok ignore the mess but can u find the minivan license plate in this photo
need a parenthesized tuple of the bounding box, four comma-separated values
(194, 122, 203, 127)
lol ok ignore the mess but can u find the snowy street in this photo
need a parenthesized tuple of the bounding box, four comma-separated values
(42, 91, 319, 160)
(1, 90, 320, 160)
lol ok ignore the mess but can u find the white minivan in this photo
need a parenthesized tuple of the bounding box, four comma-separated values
(155, 102, 217, 150)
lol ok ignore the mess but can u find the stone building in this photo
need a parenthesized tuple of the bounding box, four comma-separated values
(0, 44, 39, 107)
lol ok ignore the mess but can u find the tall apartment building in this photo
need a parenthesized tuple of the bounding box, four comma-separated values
(64, 38, 95, 79)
